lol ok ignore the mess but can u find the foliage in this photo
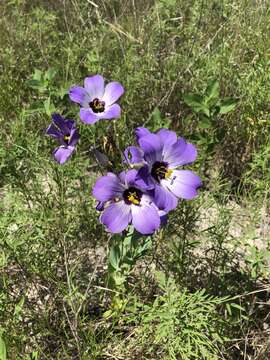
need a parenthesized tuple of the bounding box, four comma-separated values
(107, 226, 152, 289)
(127, 272, 228, 359)
(183, 79, 238, 153)
(0, 0, 270, 359)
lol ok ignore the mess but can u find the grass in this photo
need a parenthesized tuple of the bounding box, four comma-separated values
(0, 0, 270, 359)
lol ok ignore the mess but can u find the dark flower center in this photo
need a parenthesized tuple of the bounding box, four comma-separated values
(151, 161, 172, 182)
(123, 187, 142, 205)
(89, 98, 105, 113)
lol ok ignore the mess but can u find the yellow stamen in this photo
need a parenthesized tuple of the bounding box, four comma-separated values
(128, 192, 140, 205)
(64, 135, 70, 142)
(165, 168, 173, 179)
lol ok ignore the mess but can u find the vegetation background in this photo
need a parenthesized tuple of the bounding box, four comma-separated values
(0, 0, 270, 359)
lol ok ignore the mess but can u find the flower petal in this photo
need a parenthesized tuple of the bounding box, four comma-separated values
(79, 108, 99, 124)
(84, 75, 104, 100)
(51, 113, 66, 128)
(163, 138, 197, 167)
(135, 127, 151, 141)
(102, 82, 124, 106)
(158, 210, 168, 227)
(52, 113, 74, 134)
(92, 173, 124, 202)
(69, 128, 80, 147)
(53, 146, 74, 164)
(157, 128, 177, 148)
(164, 170, 201, 200)
(96, 201, 105, 211)
(69, 86, 90, 106)
(100, 201, 131, 233)
(119, 169, 138, 186)
(138, 133, 162, 164)
(131, 196, 160, 234)
(135, 165, 155, 190)
(46, 123, 60, 138)
(102, 104, 121, 119)
(123, 146, 144, 165)
(154, 183, 178, 212)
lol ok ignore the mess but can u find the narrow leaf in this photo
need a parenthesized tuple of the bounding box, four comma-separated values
(205, 80, 219, 101)
(0, 334, 6, 360)
(219, 98, 238, 114)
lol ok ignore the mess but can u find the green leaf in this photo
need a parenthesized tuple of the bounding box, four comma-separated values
(109, 245, 120, 270)
(27, 79, 42, 89)
(55, 86, 68, 99)
(219, 98, 238, 114)
(152, 107, 162, 123)
(43, 97, 55, 116)
(226, 303, 232, 316)
(183, 94, 210, 117)
(14, 296, 25, 316)
(150, 108, 171, 130)
(155, 271, 167, 289)
(205, 80, 219, 101)
(198, 117, 212, 129)
(0, 332, 6, 360)
(230, 303, 245, 312)
(33, 69, 42, 81)
(183, 94, 203, 109)
(45, 68, 57, 81)
(0, 251, 7, 269)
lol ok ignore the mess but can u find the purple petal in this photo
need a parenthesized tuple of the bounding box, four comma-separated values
(102, 82, 124, 106)
(123, 146, 144, 165)
(135, 127, 151, 141)
(53, 146, 74, 164)
(138, 133, 162, 164)
(92, 173, 124, 202)
(69, 128, 80, 147)
(158, 210, 168, 227)
(164, 170, 201, 200)
(157, 128, 177, 148)
(119, 169, 138, 186)
(135, 165, 155, 190)
(69, 86, 90, 106)
(79, 108, 99, 124)
(96, 201, 105, 211)
(102, 104, 121, 119)
(100, 201, 131, 233)
(163, 139, 197, 167)
(84, 75, 104, 100)
(154, 184, 178, 212)
(46, 123, 60, 138)
(51, 113, 66, 128)
(52, 114, 74, 133)
(131, 196, 160, 234)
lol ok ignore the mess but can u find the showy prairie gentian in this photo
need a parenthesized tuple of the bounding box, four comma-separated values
(92, 169, 161, 235)
(124, 128, 201, 212)
(69, 74, 124, 124)
(46, 113, 80, 164)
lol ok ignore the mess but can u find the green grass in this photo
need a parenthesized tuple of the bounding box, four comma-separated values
(0, 0, 270, 359)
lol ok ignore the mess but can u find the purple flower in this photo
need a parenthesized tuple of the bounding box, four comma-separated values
(125, 128, 202, 212)
(69, 74, 124, 124)
(92, 170, 161, 235)
(46, 113, 80, 164)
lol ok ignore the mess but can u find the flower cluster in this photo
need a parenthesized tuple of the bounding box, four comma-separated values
(45, 73, 201, 235)
(46, 75, 124, 163)
(93, 127, 201, 235)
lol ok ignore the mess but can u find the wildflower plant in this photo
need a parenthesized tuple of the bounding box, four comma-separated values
(46, 113, 80, 164)
(69, 74, 124, 124)
(44, 73, 201, 292)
